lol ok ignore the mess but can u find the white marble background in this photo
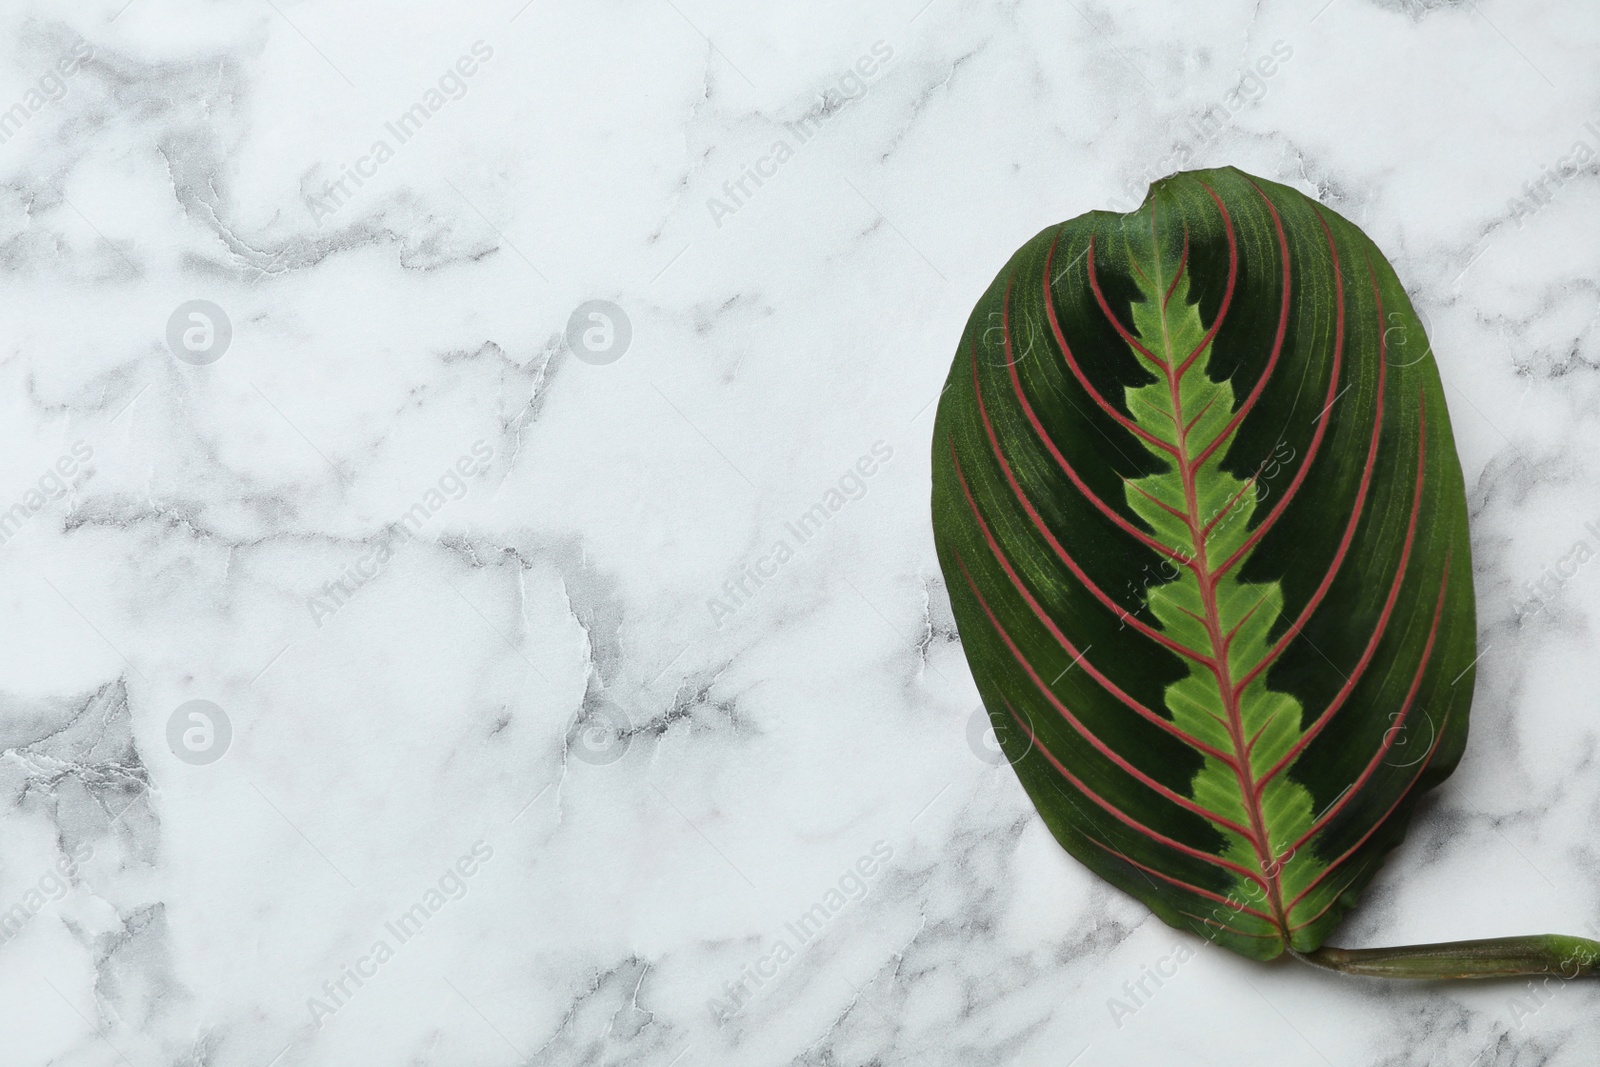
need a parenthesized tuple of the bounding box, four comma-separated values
(0, 0, 1596, 1063)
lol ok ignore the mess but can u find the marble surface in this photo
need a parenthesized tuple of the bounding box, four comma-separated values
(0, 0, 1597, 1064)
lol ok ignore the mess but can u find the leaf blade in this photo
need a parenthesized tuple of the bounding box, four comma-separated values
(932, 166, 1476, 960)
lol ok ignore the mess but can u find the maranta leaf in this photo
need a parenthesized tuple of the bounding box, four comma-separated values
(931, 166, 1475, 961)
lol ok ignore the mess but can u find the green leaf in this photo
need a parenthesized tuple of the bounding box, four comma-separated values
(931, 166, 1476, 961)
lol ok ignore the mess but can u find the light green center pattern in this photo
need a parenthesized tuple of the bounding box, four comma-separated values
(1119, 239, 1320, 935)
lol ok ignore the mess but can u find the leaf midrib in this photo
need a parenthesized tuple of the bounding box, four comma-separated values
(1121, 203, 1290, 932)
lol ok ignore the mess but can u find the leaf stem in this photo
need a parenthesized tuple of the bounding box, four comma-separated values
(1294, 935, 1600, 980)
